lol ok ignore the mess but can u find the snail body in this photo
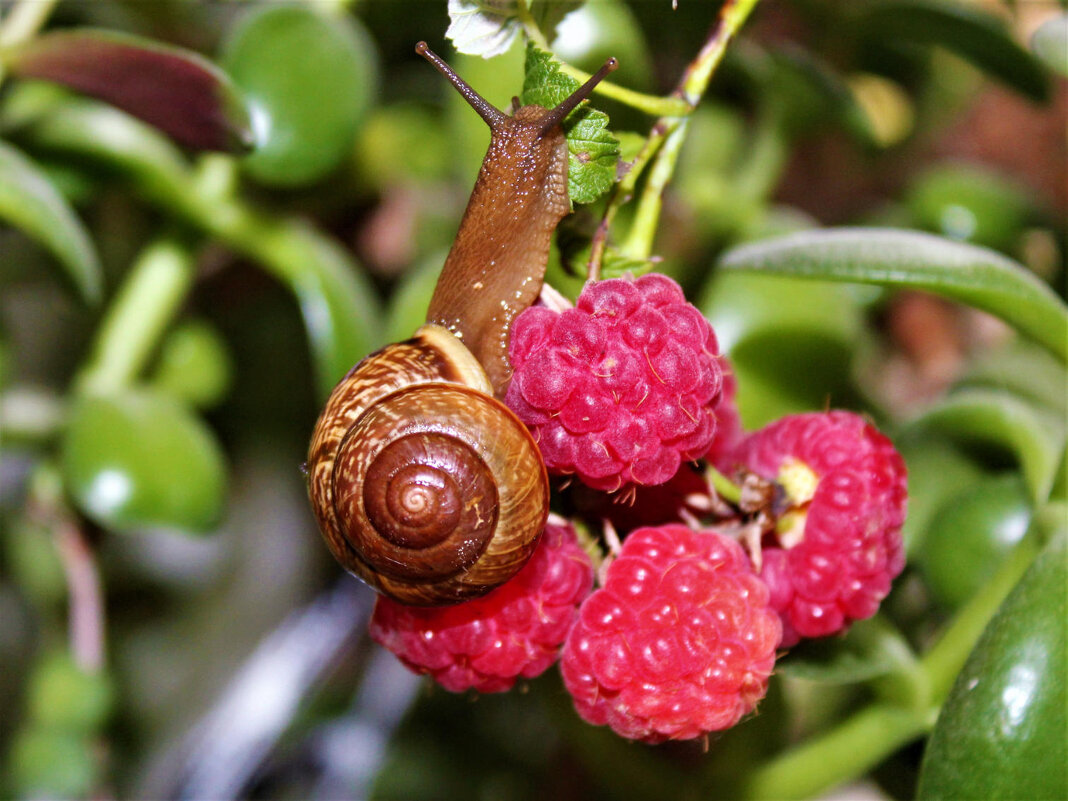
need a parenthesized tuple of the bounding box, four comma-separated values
(307, 44, 617, 605)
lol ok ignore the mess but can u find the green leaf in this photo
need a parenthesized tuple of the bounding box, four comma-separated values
(148, 319, 233, 410)
(905, 164, 1034, 252)
(859, 0, 1049, 101)
(918, 529, 1066, 801)
(0, 140, 101, 304)
(955, 339, 1067, 416)
(905, 388, 1066, 505)
(270, 224, 384, 397)
(4, 28, 253, 152)
(551, 0, 653, 90)
(719, 228, 1068, 362)
(27, 652, 113, 734)
(917, 474, 1032, 608)
(522, 44, 619, 205)
(221, 4, 377, 186)
(777, 616, 917, 684)
(24, 102, 382, 397)
(896, 436, 990, 556)
(1031, 13, 1068, 78)
(767, 48, 877, 144)
(601, 249, 656, 280)
(60, 389, 227, 534)
(356, 104, 452, 188)
(8, 728, 96, 798)
(23, 100, 195, 201)
(699, 270, 864, 428)
(210, 212, 383, 399)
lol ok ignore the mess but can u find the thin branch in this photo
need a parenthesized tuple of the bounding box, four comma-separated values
(54, 516, 107, 673)
(0, 0, 59, 47)
(587, 0, 765, 275)
(76, 238, 196, 395)
(27, 469, 107, 673)
(516, 0, 690, 117)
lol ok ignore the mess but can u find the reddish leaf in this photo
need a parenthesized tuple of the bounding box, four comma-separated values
(6, 29, 252, 153)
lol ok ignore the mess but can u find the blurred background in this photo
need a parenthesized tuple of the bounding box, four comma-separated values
(0, 1, 1064, 799)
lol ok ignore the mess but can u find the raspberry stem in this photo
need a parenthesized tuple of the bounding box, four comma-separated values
(565, 515, 606, 573)
(706, 464, 743, 506)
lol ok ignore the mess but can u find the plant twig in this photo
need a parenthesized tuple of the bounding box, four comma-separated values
(742, 703, 930, 801)
(587, 0, 765, 274)
(674, 0, 763, 104)
(516, 0, 690, 118)
(706, 463, 743, 505)
(76, 238, 196, 395)
(28, 468, 107, 673)
(0, 0, 60, 90)
(621, 120, 689, 260)
(54, 515, 107, 673)
(0, 0, 59, 48)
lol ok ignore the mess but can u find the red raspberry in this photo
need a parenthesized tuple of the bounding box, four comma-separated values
(369, 521, 593, 693)
(560, 524, 781, 743)
(730, 412, 908, 647)
(505, 274, 723, 492)
(706, 358, 742, 472)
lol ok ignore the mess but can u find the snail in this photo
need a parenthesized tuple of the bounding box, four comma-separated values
(306, 43, 618, 605)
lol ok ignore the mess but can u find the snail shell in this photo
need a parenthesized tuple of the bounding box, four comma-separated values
(306, 324, 549, 605)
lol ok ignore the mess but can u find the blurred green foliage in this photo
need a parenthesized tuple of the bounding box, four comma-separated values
(0, 1, 1064, 799)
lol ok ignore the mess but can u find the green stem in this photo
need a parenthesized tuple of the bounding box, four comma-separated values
(517, 2, 690, 118)
(587, 123, 670, 276)
(920, 533, 1041, 702)
(677, 0, 763, 104)
(743, 703, 930, 801)
(588, 0, 765, 274)
(76, 238, 195, 395)
(621, 119, 689, 260)
(0, 0, 59, 47)
(28, 465, 107, 673)
(707, 464, 743, 505)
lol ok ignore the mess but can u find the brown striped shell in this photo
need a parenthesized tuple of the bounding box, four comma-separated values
(306, 324, 549, 605)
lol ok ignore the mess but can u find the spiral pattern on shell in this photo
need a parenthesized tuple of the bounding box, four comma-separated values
(307, 325, 550, 605)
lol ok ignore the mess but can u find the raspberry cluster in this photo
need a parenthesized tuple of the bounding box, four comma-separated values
(369, 521, 593, 692)
(504, 274, 723, 491)
(560, 525, 781, 743)
(728, 412, 908, 647)
(366, 273, 910, 746)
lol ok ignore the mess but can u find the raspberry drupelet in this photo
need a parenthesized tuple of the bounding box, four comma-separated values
(504, 274, 723, 491)
(369, 521, 593, 692)
(560, 524, 781, 743)
(729, 411, 908, 647)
